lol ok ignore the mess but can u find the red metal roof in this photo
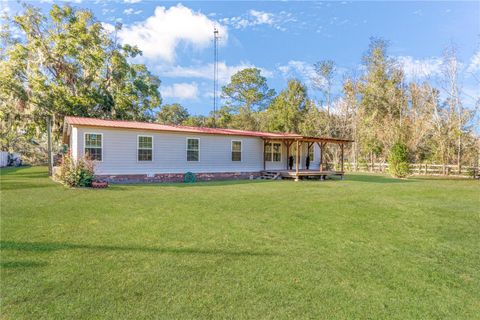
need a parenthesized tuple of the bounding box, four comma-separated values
(64, 116, 302, 138)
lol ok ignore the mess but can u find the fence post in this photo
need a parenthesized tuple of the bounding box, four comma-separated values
(47, 116, 53, 177)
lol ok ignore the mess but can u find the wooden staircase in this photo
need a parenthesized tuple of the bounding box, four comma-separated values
(259, 171, 281, 180)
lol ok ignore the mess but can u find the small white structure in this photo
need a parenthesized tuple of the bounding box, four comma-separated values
(0, 151, 8, 167)
(63, 117, 350, 183)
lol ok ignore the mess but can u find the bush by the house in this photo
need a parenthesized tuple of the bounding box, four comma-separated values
(388, 142, 411, 178)
(56, 152, 95, 187)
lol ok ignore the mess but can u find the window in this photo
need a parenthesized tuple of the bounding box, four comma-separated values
(231, 141, 242, 161)
(187, 138, 199, 161)
(264, 142, 281, 162)
(84, 133, 102, 161)
(138, 136, 153, 161)
(308, 146, 314, 161)
(272, 143, 281, 162)
(264, 142, 272, 161)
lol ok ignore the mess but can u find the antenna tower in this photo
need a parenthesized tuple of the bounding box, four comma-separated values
(213, 27, 219, 127)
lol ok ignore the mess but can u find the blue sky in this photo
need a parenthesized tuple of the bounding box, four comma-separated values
(3, 1, 480, 116)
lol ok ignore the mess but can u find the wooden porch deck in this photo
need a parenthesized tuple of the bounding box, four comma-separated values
(261, 170, 344, 180)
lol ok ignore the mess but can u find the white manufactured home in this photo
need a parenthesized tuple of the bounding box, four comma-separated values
(63, 117, 351, 183)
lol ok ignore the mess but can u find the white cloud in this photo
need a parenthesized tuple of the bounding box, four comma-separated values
(117, 4, 228, 62)
(161, 82, 199, 100)
(124, 0, 141, 3)
(396, 56, 443, 80)
(39, 0, 82, 3)
(101, 22, 116, 33)
(102, 8, 115, 15)
(220, 10, 295, 31)
(413, 9, 422, 16)
(249, 10, 274, 25)
(123, 8, 142, 15)
(278, 60, 316, 85)
(462, 86, 480, 110)
(467, 51, 480, 74)
(1, 0, 10, 16)
(158, 62, 272, 84)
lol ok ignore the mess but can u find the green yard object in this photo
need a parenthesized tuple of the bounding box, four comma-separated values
(184, 171, 196, 183)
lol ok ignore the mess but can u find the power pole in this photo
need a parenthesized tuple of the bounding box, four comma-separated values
(47, 115, 53, 176)
(213, 27, 219, 128)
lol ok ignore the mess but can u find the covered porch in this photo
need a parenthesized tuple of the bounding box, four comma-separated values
(262, 136, 353, 181)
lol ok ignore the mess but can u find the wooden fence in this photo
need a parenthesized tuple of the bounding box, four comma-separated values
(326, 162, 479, 178)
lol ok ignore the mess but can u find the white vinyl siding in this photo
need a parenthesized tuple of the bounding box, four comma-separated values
(74, 126, 264, 175)
(71, 127, 78, 160)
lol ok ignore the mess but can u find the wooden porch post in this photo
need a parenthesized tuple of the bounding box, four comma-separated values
(284, 140, 292, 170)
(319, 142, 324, 171)
(295, 140, 300, 179)
(341, 143, 344, 172)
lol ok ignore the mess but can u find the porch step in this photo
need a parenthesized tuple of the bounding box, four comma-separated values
(259, 171, 281, 180)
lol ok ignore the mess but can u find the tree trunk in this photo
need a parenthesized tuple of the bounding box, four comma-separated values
(47, 116, 53, 177)
(370, 152, 374, 172)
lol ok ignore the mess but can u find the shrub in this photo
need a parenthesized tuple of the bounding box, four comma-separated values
(388, 142, 411, 178)
(56, 152, 95, 187)
(466, 167, 478, 178)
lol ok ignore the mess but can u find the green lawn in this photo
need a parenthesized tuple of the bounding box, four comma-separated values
(1, 166, 479, 319)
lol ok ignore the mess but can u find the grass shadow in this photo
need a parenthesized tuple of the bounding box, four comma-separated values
(0, 166, 34, 176)
(0, 181, 56, 191)
(108, 179, 276, 189)
(0, 241, 277, 257)
(344, 174, 415, 184)
(410, 175, 476, 181)
(0, 260, 48, 269)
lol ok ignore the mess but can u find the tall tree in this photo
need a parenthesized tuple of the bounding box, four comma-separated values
(440, 44, 472, 173)
(266, 79, 310, 133)
(221, 68, 275, 130)
(0, 4, 161, 145)
(156, 103, 189, 125)
(405, 82, 437, 162)
(341, 76, 361, 167)
(357, 38, 407, 166)
(312, 60, 336, 117)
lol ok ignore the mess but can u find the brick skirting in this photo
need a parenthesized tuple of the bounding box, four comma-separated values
(95, 171, 261, 184)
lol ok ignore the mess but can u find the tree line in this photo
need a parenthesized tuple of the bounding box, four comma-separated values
(1, 4, 479, 169)
(160, 40, 479, 170)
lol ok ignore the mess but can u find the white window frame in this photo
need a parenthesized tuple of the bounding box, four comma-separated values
(231, 140, 242, 162)
(84, 132, 103, 162)
(264, 142, 272, 162)
(186, 137, 200, 162)
(137, 135, 154, 162)
(264, 142, 282, 162)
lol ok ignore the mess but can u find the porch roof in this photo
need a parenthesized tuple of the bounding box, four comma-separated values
(262, 135, 353, 144)
(63, 116, 353, 144)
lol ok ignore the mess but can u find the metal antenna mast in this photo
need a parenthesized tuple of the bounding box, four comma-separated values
(213, 27, 219, 127)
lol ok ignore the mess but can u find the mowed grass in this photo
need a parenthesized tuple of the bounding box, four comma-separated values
(1, 167, 479, 319)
